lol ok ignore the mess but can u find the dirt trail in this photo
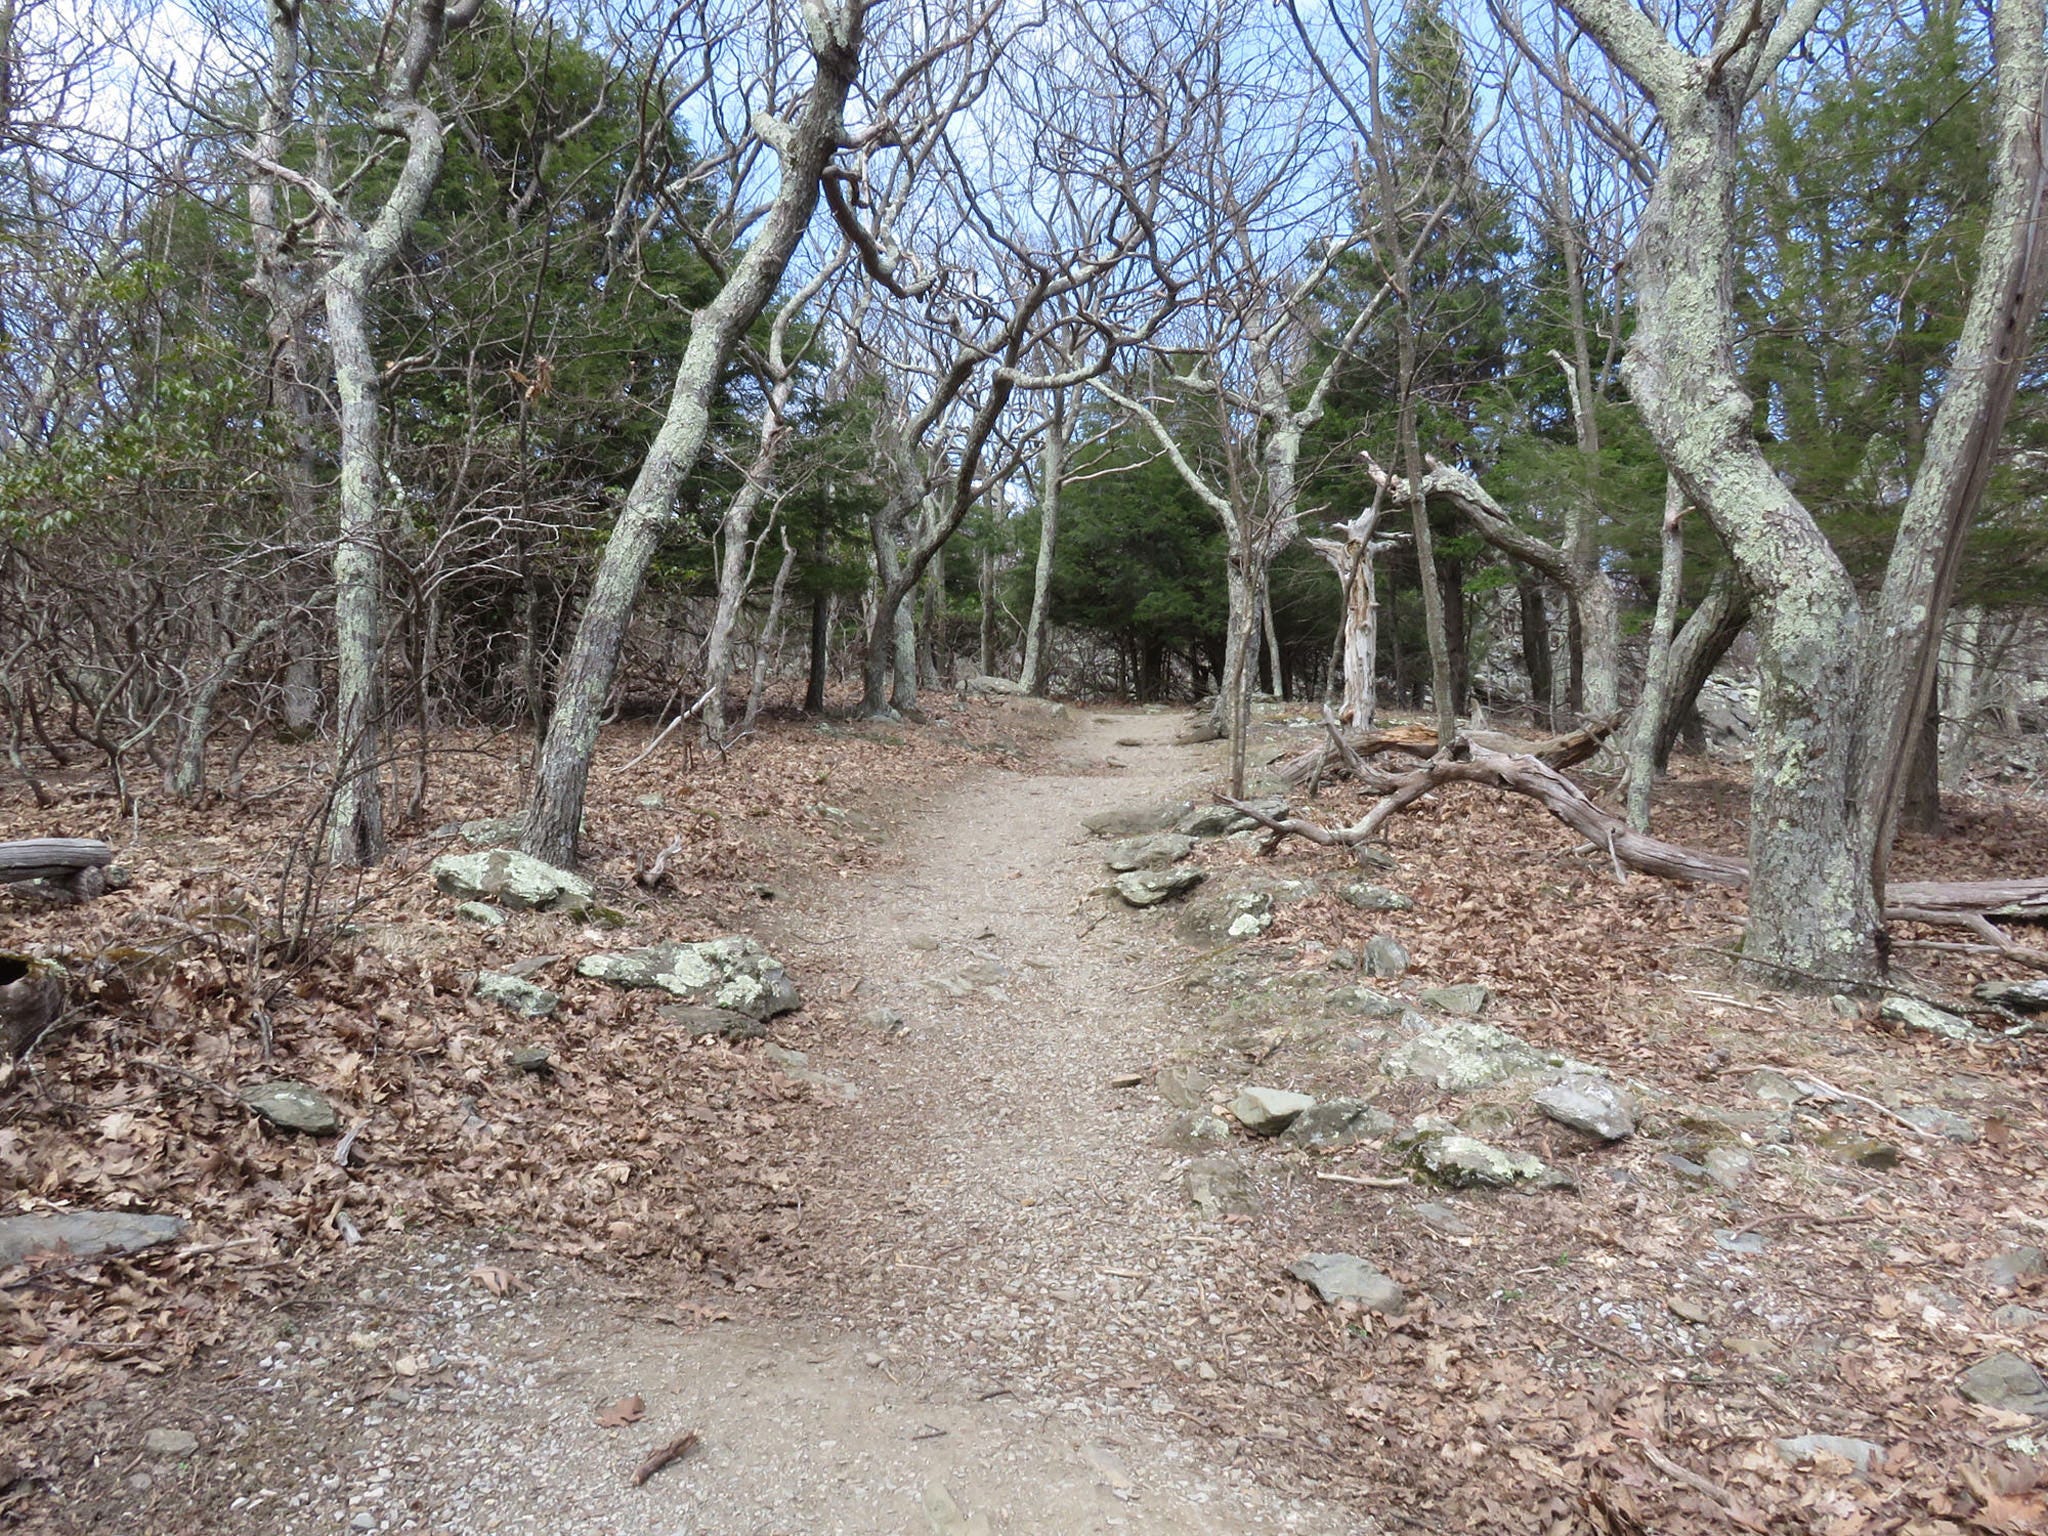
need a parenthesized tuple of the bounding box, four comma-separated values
(142, 709, 1365, 1536)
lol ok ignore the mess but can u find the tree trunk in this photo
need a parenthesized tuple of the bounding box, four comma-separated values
(805, 590, 829, 714)
(1940, 605, 1982, 792)
(978, 546, 995, 677)
(1019, 393, 1067, 695)
(171, 618, 283, 801)
(1655, 572, 1751, 770)
(523, 8, 863, 866)
(324, 278, 388, 868)
(1623, 482, 1686, 831)
(1516, 575, 1552, 725)
(700, 401, 787, 742)
(743, 540, 797, 731)
(1900, 693, 1944, 836)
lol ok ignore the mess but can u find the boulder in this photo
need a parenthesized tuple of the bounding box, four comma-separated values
(657, 1002, 767, 1040)
(1229, 1086, 1315, 1136)
(0, 1211, 188, 1268)
(1288, 1253, 1406, 1314)
(1408, 1132, 1552, 1189)
(1956, 1352, 2048, 1416)
(1975, 979, 2048, 1013)
(1418, 983, 1491, 1017)
(1169, 1111, 1234, 1148)
(1105, 833, 1196, 873)
(1183, 1155, 1255, 1219)
(1339, 882, 1413, 912)
(474, 970, 559, 1019)
(577, 936, 799, 1019)
(1384, 1020, 1567, 1092)
(430, 849, 593, 915)
(1879, 996, 1991, 1044)
(1113, 869, 1204, 908)
(1083, 800, 1193, 838)
(1531, 1075, 1637, 1140)
(240, 1080, 339, 1135)
(1360, 934, 1409, 979)
(1279, 1099, 1394, 1150)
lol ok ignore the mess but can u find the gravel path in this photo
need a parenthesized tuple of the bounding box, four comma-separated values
(104, 708, 1369, 1536)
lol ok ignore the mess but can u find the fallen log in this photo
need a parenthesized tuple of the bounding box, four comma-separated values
(1227, 743, 2048, 951)
(1, 952, 65, 1058)
(0, 839, 114, 903)
(1274, 717, 1617, 790)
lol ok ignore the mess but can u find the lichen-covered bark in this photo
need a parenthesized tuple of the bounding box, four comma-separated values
(1623, 483, 1686, 831)
(1018, 393, 1068, 695)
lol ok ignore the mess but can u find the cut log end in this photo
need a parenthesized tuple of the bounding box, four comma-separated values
(1, 953, 66, 1059)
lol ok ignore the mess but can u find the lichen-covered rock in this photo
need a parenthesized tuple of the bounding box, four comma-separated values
(1229, 1086, 1315, 1135)
(241, 1080, 339, 1135)
(1179, 799, 1285, 837)
(577, 936, 799, 1019)
(1113, 869, 1204, 907)
(454, 901, 506, 928)
(1409, 1132, 1551, 1189)
(1880, 995, 1990, 1043)
(1418, 983, 1491, 1017)
(657, 1002, 767, 1040)
(1956, 1351, 2048, 1415)
(1339, 882, 1413, 912)
(1361, 933, 1409, 979)
(1384, 1020, 1570, 1092)
(1326, 985, 1405, 1017)
(1975, 979, 2048, 1013)
(1183, 1155, 1256, 1219)
(1084, 800, 1193, 838)
(1105, 833, 1196, 872)
(1288, 1252, 1406, 1314)
(475, 970, 559, 1019)
(0, 1211, 188, 1268)
(1279, 1099, 1394, 1150)
(1531, 1075, 1636, 1140)
(1174, 880, 1315, 946)
(430, 849, 593, 914)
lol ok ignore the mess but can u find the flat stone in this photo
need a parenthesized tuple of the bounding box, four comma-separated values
(1957, 1351, 2048, 1415)
(1412, 1202, 1473, 1238)
(1169, 1111, 1233, 1148)
(0, 1211, 188, 1268)
(1713, 1228, 1769, 1255)
(1880, 995, 1991, 1044)
(577, 937, 799, 1019)
(1408, 1133, 1551, 1189)
(1774, 1435, 1885, 1474)
(1705, 1148, 1753, 1188)
(474, 970, 558, 1019)
(454, 901, 506, 928)
(1360, 934, 1409, 979)
(1105, 833, 1195, 873)
(1178, 799, 1285, 837)
(1113, 869, 1204, 908)
(1975, 979, 2048, 1013)
(1229, 1086, 1315, 1136)
(1339, 883, 1413, 912)
(1896, 1104, 1977, 1142)
(508, 1046, 552, 1073)
(1288, 1253, 1406, 1314)
(1531, 1075, 1636, 1140)
(1418, 983, 1490, 1017)
(1748, 1068, 1801, 1105)
(1995, 1304, 2046, 1329)
(1327, 985, 1405, 1017)
(240, 1080, 338, 1135)
(1183, 1155, 1255, 1219)
(430, 849, 593, 914)
(1986, 1246, 2048, 1290)
(1280, 1099, 1394, 1151)
(857, 1006, 908, 1036)
(1385, 1021, 1560, 1092)
(1668, 1295, 1712, 1325)
(1155, 1064, 1214, 1110)
(1084, 800, 1194, 838)
(141, 1428, 198, 1458)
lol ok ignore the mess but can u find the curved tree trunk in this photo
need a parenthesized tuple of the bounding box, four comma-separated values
(1623, 482, 1686, 830)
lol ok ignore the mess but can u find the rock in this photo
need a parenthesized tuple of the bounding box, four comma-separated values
(1360, 934, 1409, 979)
(1713, 1228, 1769, 1255)
(430, 849, 593, 914)
(1833, 1137, 1900, 1170)
(1458, 1102, 1518, 1138)
(1704, 1148, 1752, 1188)
(240, 1080, 338, 1135)
(455, 815, 525, 846)
(1957, 1352, 2048, 1415)
(1995, 1304, 2046, 1329)
(1084, 800, 1193, 838)
(1327, 985, 1405, 1018)
(1155, 1064, 1214, 1109)
(656, 1002, 767, 1040)
(1662, 1153, 1710, 1182)
(141, 1428, 198, 1458)
(577, 937, 799, 1018)
(1174, 720, 1226, 746)
(0, 1211, 188, 1269)
(1288, 1253, 1406, 1314)
(1747, 1068, 1801, 1105)
(1408, 1132, 1552, 1189)
(454, 901, 506, 929)
(1105, 833, 1195, 872)
(1986, 1247, 2048, 1290)
(1774, 1435, 1885, 1474)
(961, 675, 1027, 696)
(1170, 1111, 1233, 1148)
(1178, 801, 1276, 838)
(1338, 882, 1413, 912)
(1668, 1295, 1712, 1325)
(1280, 1099, 1394, 1150)
(1897, 1104, 1977, 1142)
(1183, 1155, 1255, 1219)
(923, 1479, 993, 1536)
(1412, 1202, 1473, 1238)
(474, 970, 558, 1019)
(1229, 1086, 1315, 1136)
(1531, 1075, 1637, 1140)
(1113, 869, 1204, 907)
(1975, 979, 2048, 1013)
(1384, 1021, 1563, 1092)
(1418, 983, 1490, 1017)
(1880, 995, 1991, 1044)
(1182, 889, 1271, 942)
(508, 1046, 552, 1073)
(857, 1006, 908, 1037)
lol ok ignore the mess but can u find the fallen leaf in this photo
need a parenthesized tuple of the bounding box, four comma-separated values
(467, 1264, 516, 1297)
(596, 1394, 645, 1429)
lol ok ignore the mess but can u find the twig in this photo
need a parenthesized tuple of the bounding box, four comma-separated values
(1633, 1438, 1748, 1518)
(1681, 989, 1787, 1017)
(631, 1429, 699, 1487)
(1726, 1210, 1877, 1238)
(1710, 1061, 1940, 1139)
(1314, 1171, 1410, 1188)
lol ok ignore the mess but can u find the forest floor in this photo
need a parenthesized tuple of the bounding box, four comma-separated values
(3, 696, 2047, 1535)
